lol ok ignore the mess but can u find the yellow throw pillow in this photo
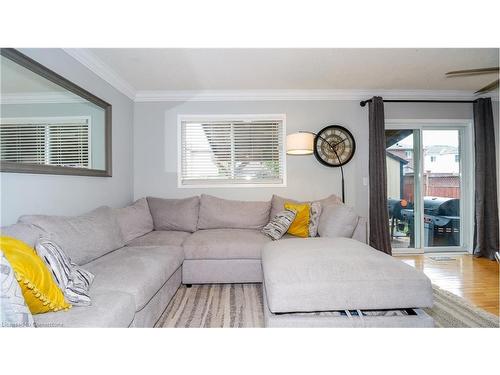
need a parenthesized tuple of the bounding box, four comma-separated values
(0, 236, 71, 314)
(284, 202, 310, 238)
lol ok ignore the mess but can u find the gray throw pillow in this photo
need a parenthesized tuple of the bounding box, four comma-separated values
(317, 204, 359, 238)
(261, 209, 297, 240)
(197, 194, 271, 230)
(114, 198, 154, 243)
(35, 237, 95, 306)
(147, 196, 200, 232)
(0, 250, 34, 327)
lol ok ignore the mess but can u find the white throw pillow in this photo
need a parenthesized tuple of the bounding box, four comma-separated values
(0, 250, 34, 327)
(317, 204, 359, 238)
(308, 202, 322, 237)
(35, 237, 94, 306)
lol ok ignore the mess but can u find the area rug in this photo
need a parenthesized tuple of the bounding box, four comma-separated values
(424, 286, 499, 328)
(156, 284, 499, 328)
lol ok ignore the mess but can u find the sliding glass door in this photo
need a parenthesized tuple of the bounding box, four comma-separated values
(385, 120, 473, 253)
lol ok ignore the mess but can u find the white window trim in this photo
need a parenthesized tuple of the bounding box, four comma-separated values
(385, 119, 474, 255)
(1, 115, 92, 168)
(176, 114, 287, 188)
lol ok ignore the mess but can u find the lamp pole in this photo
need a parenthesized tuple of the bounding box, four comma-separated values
(299, 131, 346, 203)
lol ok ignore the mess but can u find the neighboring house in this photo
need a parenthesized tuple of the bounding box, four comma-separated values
(387, 145, 460, 201)
(386, 146, 414, 175)
(386, 152, 408, 200)
(423, 145, 459, 174)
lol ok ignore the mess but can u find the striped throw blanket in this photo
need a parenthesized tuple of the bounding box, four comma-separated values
(35, 237, 94, 306)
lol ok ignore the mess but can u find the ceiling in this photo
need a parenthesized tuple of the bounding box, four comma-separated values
(87, 48, 499, 93)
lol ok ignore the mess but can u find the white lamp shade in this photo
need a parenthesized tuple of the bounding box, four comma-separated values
(286, 132, 314, 155)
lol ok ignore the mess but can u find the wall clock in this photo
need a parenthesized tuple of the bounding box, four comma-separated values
(313, 125, 356, 167)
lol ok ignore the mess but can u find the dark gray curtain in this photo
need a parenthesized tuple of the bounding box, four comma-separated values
(369, 97, 392, 255)
(473, 98, 499, 260)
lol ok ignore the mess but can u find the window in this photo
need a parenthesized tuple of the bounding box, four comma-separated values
(430, 155, 436, 162)
(0, 116, 91, 168)
(455, 154, 459, 162)
(179, 115, 286, 187)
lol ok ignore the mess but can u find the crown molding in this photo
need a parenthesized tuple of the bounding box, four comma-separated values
(134, 89, 498, 102)
(1, 92, 87, 105)
(58, 49, 499, 103)
(63, 48, 136, 100)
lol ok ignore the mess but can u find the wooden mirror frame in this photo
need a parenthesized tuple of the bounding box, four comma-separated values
(0, 48, 112, 177)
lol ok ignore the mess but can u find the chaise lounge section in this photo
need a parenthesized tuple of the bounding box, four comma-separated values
(262, 237, 434, 327)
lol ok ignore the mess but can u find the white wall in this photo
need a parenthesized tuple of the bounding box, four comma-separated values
(133, 100, 480, 219)
(423, 154, 459, 174)
(0, 49, 134, 225)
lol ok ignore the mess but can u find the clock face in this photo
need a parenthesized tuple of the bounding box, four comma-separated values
(313, 125, 356, 167)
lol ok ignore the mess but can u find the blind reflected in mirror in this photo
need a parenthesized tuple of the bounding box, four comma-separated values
(0, 49, 111, 176)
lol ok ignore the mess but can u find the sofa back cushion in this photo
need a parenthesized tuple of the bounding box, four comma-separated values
(114, 198, 154, 243)
(197, 194, 271, 230)
(270, 194, 342, 220)
(317, 204, 359, 238)
(147, 196, 200, 232)
(0, 223, 44, 248)
(19, 206, 125, 265)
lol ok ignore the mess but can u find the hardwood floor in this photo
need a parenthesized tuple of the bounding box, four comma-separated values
(396, 254, 499, 316)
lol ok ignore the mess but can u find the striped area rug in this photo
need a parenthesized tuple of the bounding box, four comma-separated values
(156, 284, 499, 328)
(156, 284, 264, 328)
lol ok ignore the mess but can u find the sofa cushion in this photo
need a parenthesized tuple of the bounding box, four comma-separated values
(126, 230, 190, 247)
(182, 229, 272, 260)
(352, 217, 367, 243)
(262, 237, 433, 313)
(147, 196, 199, 233)
(33, 290, 135, 328)
(270, 194, 342, 223)
(85, 245, 184, 311)
(0, 223, 43, 248)
(197, 194, 271, 230)
(19, 206, 124, 266)
(114, 198, 154, 243)
(317, 204, 359, 238)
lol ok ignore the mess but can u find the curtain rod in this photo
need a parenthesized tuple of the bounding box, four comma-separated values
(359, 99, 478, 107)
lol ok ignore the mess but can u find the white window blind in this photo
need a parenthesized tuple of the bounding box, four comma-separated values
(0, 117, 90, 168)
(180, 117, 285, 186)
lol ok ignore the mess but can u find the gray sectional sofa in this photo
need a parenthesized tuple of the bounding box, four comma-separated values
(1, 193, 367, 328)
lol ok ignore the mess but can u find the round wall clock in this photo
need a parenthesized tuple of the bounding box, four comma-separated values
(313, 125, 356, 167)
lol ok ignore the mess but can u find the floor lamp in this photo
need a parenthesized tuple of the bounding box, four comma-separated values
(286, 131, 346, 203)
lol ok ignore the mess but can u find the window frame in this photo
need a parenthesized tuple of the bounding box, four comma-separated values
(177, 114, 287, 188)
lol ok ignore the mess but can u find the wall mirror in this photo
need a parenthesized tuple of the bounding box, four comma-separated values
(0, 48, 112, 176)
